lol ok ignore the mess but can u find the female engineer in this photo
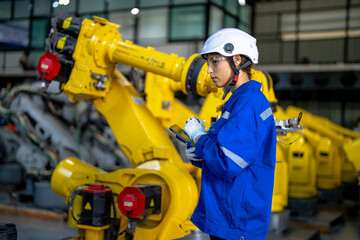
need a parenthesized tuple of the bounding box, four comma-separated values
(183, 28, 277, 240)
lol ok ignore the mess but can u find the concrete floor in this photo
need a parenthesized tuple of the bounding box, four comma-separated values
(0, 213, 210, 240)
(0, 211, 359, 240)
(0, 189, 359, 240)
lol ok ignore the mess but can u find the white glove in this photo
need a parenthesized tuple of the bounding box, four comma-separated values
(183, 117, 205, 143)
(185, 145, 203, 162)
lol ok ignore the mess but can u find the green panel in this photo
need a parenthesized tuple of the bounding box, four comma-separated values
(34, 0, 51, 16)
(173, 0, 207, 4)
(238, 4, 250, 32)
(79, 0, 105, 14)
(209, 6, 223, 34)
(239, 4, 250, 25)
(0, 1, 12, 20)
(109, 0, 135, 10)
(31, 19, 50, 49)
(170, 5, 206, 41)
(140, 0, 169, 7)
(224, 14, 237, 28)
(15, 0, 31, 18)
(238, 22, 249, 33)
(211, 0, 224, 7)
(225, 0, 238, 16)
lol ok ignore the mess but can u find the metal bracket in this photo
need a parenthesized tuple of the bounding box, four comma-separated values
(276, 112, 305, 145)
(91, 73, 109, 90)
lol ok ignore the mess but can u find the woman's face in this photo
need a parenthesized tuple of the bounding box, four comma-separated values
(206, 53, 234, 88)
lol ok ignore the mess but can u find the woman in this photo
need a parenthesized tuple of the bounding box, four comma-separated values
(183, 28, 277, 240)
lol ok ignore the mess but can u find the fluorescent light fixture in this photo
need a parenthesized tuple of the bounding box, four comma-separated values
(59, 0, 70, 5)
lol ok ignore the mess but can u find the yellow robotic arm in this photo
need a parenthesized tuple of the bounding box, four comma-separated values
(37, 15, 214, 240)
(40, 16, 217, 102)
(286, 106, 360, 178)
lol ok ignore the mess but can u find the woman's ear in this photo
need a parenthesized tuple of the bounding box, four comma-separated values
(233, 55, 242, 68)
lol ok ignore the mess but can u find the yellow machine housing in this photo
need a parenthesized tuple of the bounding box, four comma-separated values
(286, 106, 360, 183)
(303, 129, 343, 190)
(287, 135, 318, 199)
(52, 157, 198, 240)
(41, 15, 221, 240)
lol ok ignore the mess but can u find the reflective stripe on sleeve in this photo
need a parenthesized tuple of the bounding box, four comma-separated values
(260, 107, 272, 121)
(220, 146, 249, 169)
(222, 111, 230, 119)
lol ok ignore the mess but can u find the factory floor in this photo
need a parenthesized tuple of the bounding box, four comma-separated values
(0, 187, 359, 240)
(0, 209, 359, 240)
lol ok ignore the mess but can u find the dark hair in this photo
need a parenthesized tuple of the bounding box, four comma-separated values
(240, 55, 253, 79)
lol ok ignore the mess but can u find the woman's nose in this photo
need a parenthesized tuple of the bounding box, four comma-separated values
(207, 65, 213, 75)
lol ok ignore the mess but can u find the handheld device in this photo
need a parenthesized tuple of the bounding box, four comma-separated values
(169, 124, 194, 145)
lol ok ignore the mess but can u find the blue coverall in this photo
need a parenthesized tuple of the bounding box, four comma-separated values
(192, 80, 277, 240)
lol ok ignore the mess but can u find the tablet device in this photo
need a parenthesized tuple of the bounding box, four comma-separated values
(169, 124, 193, 145)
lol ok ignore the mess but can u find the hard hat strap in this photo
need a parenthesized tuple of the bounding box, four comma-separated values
(222, 57, 252, 100)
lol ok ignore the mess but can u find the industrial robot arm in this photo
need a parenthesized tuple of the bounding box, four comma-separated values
(286, 106, 360, 174)
(37, 15, 206, 240)
(38, 15, 216, 102)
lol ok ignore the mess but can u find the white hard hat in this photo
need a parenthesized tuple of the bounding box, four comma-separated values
(199, 28, 259, 64)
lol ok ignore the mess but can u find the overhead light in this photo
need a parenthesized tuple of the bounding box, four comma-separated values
(52, 1, 59, 8)
(59, 0, 70, 5)
(238, 0, 246, 6)
(131, 8, 139, 15)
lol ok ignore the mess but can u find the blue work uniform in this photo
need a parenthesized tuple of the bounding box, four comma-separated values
(192, 80, 276, 240)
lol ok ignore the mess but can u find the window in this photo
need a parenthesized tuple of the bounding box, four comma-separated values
(31, 19, 49, 49)
(79, 0, 105, 14)
(138, 8, 168, 45)
(209, 6, 223, 35)
(0, 1, 12, 20)
(109, 11, 136, 42)
(15, 0, 31, 18)
(224, 14, 237, 28)
(34, 0, 51, 16)
(108, 0, 135, 11)
(238, 4, 250, 32)
(173, 0, 207, 4)
(170, 5, 206, 41)
(225, 0, 238, 16)
(140, 0, 169, 8)
(210, 0, 223, 7)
